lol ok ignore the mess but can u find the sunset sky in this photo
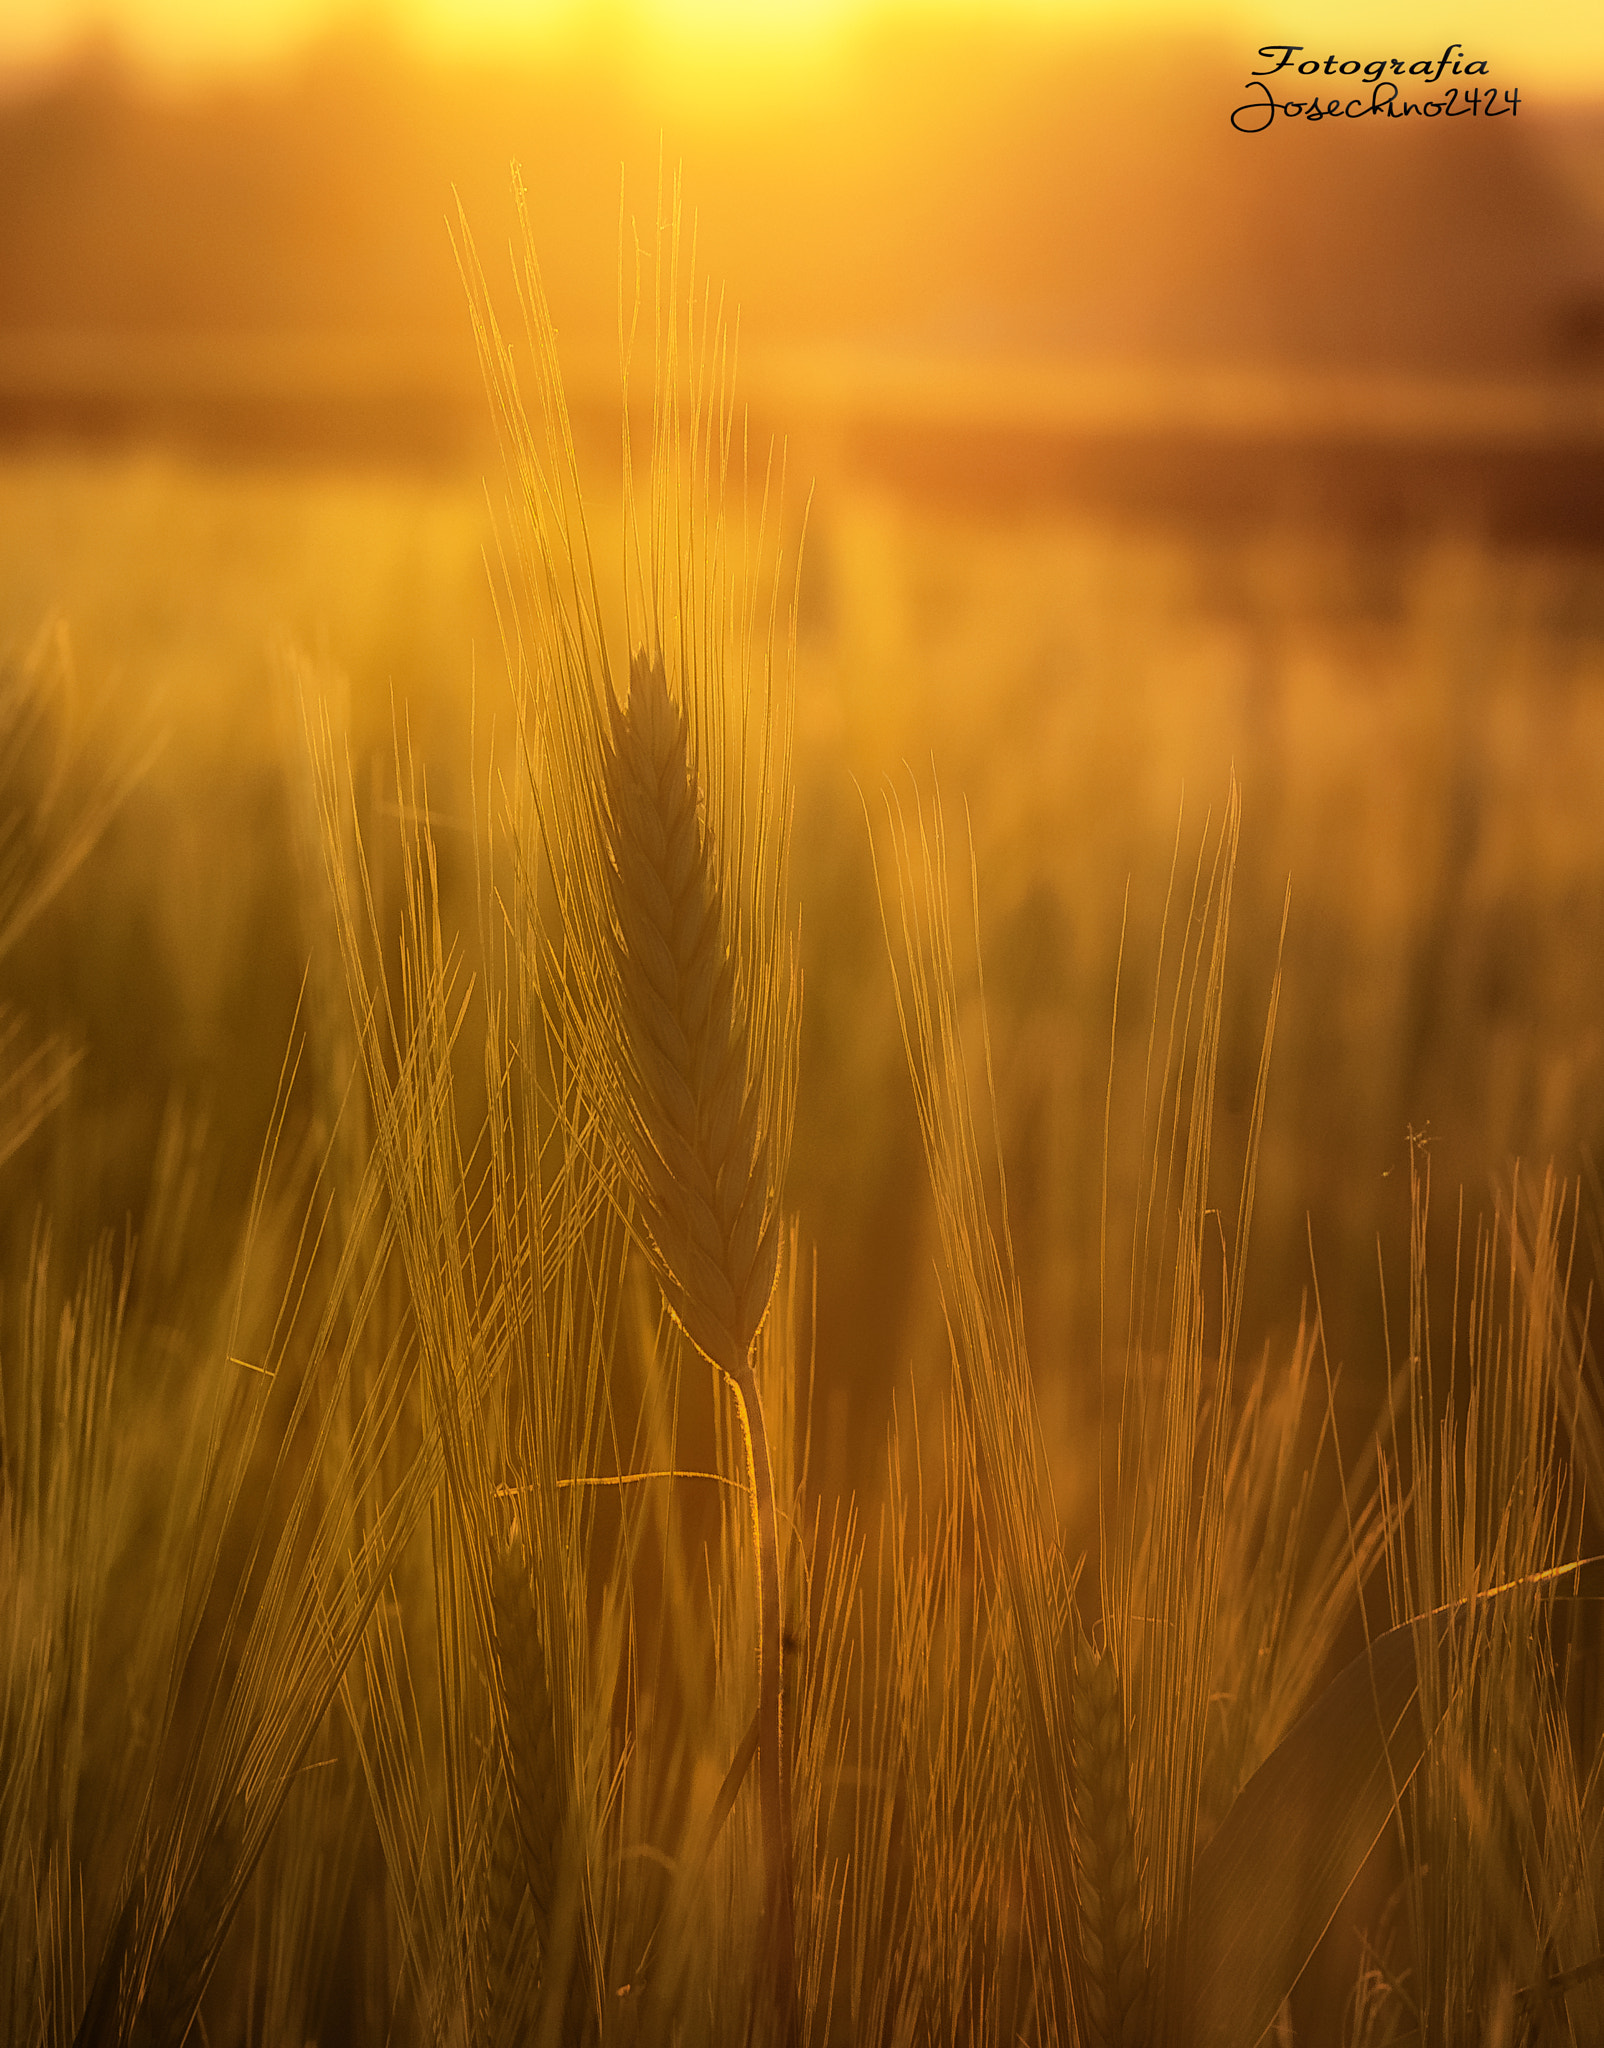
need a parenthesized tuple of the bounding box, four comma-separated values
(0, 0, 1599, 98)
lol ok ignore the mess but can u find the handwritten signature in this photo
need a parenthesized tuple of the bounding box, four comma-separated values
(1233, 80, 1519, 133)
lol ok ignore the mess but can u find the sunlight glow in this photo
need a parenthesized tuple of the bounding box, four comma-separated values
(0, 0, 1596, 95)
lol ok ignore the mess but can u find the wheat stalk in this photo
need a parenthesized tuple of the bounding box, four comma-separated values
(1070, 1620, 1151, 2048)
(603, 645, 798, 2035)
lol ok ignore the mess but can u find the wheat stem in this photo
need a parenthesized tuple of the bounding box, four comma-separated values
(731, 1354, 799, 2033)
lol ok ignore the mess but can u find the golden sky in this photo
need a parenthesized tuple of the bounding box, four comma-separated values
(0, 0, 1599, 97)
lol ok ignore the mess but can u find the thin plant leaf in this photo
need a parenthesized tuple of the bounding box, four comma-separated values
(1188, 1591, 1604, 2048)
(1185, 1616, 1442, 2048)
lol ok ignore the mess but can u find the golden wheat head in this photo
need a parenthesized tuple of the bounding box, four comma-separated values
(603, 647, 782, 1376)
(1071, 1625, 1151, 2048)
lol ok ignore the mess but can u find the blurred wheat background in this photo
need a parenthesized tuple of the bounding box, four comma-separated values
(6, 2, 1604, 2041)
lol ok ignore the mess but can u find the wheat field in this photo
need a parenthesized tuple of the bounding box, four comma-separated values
(3, 208, 1604, 2047)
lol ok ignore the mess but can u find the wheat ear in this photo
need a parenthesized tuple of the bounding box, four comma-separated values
(603, 649, 782, 1368)
(480, 1758, 529, 2026)
(1070, 1621, 1151, 2048)
(604, 647, 797, 2035)
(490, 1536, 564, 1962)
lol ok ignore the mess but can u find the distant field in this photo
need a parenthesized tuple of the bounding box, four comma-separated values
(4, 441, 1604, 1523)
(4, 343, 1604, 535)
